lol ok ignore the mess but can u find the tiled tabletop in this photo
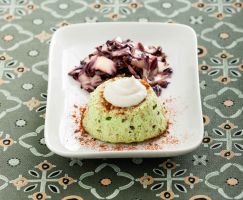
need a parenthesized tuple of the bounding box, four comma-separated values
(0, 0, 243, 200)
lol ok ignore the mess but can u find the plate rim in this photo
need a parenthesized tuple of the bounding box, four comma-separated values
(45, 22, 203, 158)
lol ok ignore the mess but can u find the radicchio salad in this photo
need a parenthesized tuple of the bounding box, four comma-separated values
(68, 37, 172, 96)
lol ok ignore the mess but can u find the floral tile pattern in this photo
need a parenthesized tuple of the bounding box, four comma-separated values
(0, 0, 37, 21)
(203, 87, 243, 118)
(90, 0, 142, 20)
(79, 163, 134, 199)
(144, 0, 191, 18)
(201, 22, 243, 49)
(136, 160, 202, 199)
(0, 0, 242, 199)
(0, 24, 34, 51)
(205, 163, 243, 199)
(41, 0, 88, 19)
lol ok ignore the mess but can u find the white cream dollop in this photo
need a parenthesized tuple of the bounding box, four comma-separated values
(103, 76, 147, 107)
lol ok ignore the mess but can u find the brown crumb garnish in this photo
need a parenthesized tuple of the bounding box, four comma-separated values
(140, 79, 151, 89)
(79, 106, 86, 134)
(116, 111, 125, 115)
(100, 90, 146, 112)
(162, 135, 179, 145)
(145, 143, 160, 150)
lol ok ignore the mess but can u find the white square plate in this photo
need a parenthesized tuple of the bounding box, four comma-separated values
(45, 22, 203, 158)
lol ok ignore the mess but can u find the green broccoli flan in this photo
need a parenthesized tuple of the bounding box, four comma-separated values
(82, 77, 167, 143)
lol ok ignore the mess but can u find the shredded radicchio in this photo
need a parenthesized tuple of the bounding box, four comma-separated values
(68, 37, 172, 96)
